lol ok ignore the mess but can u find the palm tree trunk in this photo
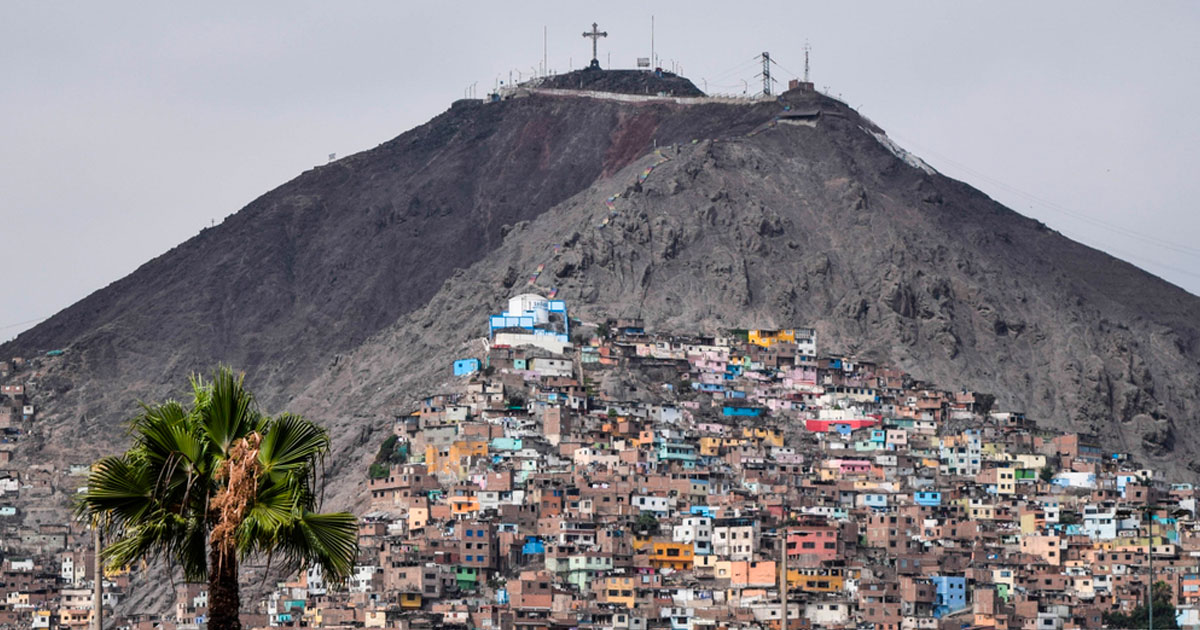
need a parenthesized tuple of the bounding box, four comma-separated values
(207, 545, 242, 630)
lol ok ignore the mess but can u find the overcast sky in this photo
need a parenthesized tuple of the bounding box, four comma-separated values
(3, 1, 1198, 342)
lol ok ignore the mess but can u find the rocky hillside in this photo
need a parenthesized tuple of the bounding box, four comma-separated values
(534, 68, 705, 97)
(5, 74, 1200, 504)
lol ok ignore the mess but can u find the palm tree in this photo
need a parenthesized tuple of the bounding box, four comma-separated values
(77, 367, 358, 630)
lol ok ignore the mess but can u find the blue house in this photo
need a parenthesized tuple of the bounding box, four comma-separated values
(914, 491, 942, 507)
(491, 437, 523, 451)
(931, 576, 967, 617)
(522, 537, 546, 555)
(657, 442, 698, 469)
(453, 358, 481, 376)
(488, 294, 569, 340)
(690, 505, 716, 518)
(722, 405, 763, 418)
(861, 494, 889, 510)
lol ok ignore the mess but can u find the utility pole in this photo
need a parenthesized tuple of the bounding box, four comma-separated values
(92, 523, 103, 630)
(651, 15, 655, 68)
(779, 526, 788, 630)
(1148, 489, 1154, 630)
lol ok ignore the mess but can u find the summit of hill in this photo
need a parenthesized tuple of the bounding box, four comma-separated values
(531, 67, 706, 97)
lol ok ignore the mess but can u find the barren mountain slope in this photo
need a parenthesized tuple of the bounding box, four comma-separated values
(4, 80, 1200, 509)
(0, 74, 780, 462)
(284, 90, 1200, 507)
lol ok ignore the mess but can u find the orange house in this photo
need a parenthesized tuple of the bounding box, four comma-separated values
(650, 542, 694, 571)
(425, 440, 488, 477)
(449, 495, 480, 516)
(786, 567, 845, 593)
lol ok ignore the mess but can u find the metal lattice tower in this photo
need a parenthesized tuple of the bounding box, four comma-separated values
(804, 41, 811, 83)
(761, 51, 772, 96)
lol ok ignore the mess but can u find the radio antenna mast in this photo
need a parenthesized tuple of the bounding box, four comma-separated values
(804, 41, 811, 83)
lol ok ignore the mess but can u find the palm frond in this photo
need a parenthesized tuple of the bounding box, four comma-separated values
(278, 511, 359, 585)
(258, 413, 330, 478)
(103, 511, 205, 581)
(199, 367, 262, 455)
(78, 455, 155, 528)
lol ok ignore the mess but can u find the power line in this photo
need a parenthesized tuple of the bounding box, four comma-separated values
(888, 131, 1200, 260)
(0, 316, 48, 332)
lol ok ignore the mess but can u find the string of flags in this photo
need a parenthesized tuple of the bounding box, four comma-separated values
(599, 147, 673, 229)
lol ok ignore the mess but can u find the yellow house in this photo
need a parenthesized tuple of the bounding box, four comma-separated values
(694, 554, 719, 571)
(995, 466, 1016, 495)
(967, 498, 995, 520)
(742, 427, 783, 447)
(787, 567, 845, 593)
(596, 576, 637, 608)
(981, 442, 1006, 459)
(700, 437, 722, 457)
(1010, 453, 1047, 470)
(749, 329, 796, 348)
(399, 593, 422, 609)
(1019, 511, 1040, 535)
(425, 440, 488, 476)
(58, 609, 92, 627)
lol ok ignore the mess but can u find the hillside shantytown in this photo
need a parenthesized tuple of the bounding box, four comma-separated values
(2, 293, 1199, 629)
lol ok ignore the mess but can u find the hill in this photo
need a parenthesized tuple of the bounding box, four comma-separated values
(4, 73, 1199, 502)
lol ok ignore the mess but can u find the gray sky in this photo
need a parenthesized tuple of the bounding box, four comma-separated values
(3, 1, 1198, 342)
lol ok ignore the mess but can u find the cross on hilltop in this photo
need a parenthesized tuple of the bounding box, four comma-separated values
(582, 22, 607, 70)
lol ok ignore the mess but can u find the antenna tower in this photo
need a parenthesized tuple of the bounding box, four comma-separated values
(804, 41, 811, 83)
(761, 51, 772, 96)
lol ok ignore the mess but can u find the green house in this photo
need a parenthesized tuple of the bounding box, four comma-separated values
(456, 566, 479, 590)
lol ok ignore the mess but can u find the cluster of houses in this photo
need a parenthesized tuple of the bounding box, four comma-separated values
(0, 356, 136, 630)
(250, 294, 1200, 629)
(5, 295, 1200, 629)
